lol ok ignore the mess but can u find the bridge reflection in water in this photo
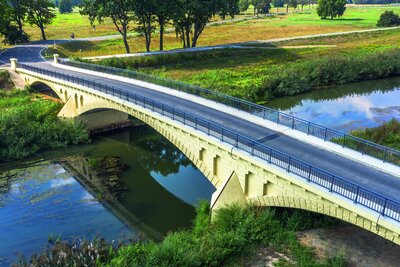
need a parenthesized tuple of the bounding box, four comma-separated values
(62, 126, 216, 239)
(14, 58, 400, 244)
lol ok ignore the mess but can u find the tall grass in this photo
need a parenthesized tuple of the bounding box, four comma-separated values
(0, 90, 89, 161)
(351, 119, 400, 150)
(102, 202, 344, 267)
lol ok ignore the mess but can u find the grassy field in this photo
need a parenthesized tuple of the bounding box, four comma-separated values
(46, 6, 400, 57)
(89, 27, 400, 103)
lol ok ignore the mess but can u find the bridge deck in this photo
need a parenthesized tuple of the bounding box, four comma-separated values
(35, 62, 400, 202)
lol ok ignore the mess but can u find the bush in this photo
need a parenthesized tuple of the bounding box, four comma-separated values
(377, 10, 400, 27)
(261, 48, 400, 98)
(0, 90, 89, 161)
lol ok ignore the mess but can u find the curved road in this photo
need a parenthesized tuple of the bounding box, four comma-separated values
(3, 43, 400, 204)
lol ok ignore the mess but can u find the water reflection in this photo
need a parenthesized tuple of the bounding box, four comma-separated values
(0, 125, 215, 266)
(0, 162, 134, 266)
(266, 77, 400, 132)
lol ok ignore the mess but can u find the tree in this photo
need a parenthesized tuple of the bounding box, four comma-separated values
(286, 0, 298, 12)
(81, 0, 135, 54)
(377, 10, 400, 27)
(7, 0, 29, 43)
(59, 0, 73, 13)
(251, 0, 272, 16)
(219, 0, 240, 19)
(239, 0, 250, 12)
(154, 0, 177, 51)
(317, 0, 346, 19)
(26, 0, 56, 40)
(134, 0, 156, 52)
(272, 0, 285, 12)
(172, 0, 221, 48)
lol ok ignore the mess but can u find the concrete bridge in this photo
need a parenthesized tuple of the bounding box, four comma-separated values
(9, 56, 400, 245)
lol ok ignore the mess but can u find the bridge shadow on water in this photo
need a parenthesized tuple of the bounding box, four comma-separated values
(61, 124, 216, 239)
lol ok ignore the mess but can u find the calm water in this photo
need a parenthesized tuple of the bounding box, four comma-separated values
(4, 77, 400, 265)
(0, 126, 215, 266)
(266, 77, 400, 133)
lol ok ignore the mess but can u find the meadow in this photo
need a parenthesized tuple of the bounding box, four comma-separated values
(89, 26, 400, 103)
(46, 5, 400, 58)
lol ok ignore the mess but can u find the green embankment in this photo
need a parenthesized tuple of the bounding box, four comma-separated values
(93, 28, 400, 103)
(0, 88, 89, 162)
(351, 119, 400, 151)
(20, 202, 345, 266)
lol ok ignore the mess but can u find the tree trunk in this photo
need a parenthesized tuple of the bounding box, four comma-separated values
(286, 5, 289, 13)
(40, 25, 46, 40)
(17, 18, 24, 41)
(122, 34, 130, 54)
(185, 24, 190, 48)
(159, 18, 164, 51)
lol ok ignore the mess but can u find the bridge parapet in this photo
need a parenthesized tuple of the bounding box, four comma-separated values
(15, 62, 400, 245)
(59, 59, 400, 168)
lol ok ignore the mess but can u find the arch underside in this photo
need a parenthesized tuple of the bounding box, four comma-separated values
(19, 73, 400, 245)
(251, 195, 400, 244)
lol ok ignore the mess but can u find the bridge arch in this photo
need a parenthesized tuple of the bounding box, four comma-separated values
(16, 68, 400, 245)
(30, 81, 64, 100)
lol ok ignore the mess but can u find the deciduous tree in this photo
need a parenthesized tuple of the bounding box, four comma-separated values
(153, 0, 177, 51)
(173, 0, 220, 48)
(317, 0, 346, 19)
(7, 0, 29, 43)
(26, 0, 56, 40)
(134, 0, 156, 52)
(59, 0, 73, 13)
(81, 0, 135, 53)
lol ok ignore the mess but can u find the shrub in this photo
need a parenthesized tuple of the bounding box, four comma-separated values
(377, 10, 400, 27)
(0, 90, 89, 161)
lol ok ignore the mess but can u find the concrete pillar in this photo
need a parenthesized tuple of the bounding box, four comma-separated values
(211, 171, 247, 218)
(53, 54, 59, 64)
(10, 58, 18, 71)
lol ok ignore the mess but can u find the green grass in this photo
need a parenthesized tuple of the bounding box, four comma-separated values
(18, 202, 346, 266)
(0, 89, 89, 161)
(46, 6, 400, 57)
(351, 119, 400, 150)
(91, 27, 400, 103)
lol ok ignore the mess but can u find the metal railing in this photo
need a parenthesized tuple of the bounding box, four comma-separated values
(19, 63, 400, 223)
(60, 59, 400, 167)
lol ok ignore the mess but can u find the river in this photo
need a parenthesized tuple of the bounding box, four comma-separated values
(0, 126, 215, 266)
(2, 77, 400, 265)
(266, 77, 400, 133)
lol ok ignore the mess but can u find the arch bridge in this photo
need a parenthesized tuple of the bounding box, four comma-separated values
(11, 58, 400, 245)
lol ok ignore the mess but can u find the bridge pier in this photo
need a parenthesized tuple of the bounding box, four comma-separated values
(15, 62, 400, 245)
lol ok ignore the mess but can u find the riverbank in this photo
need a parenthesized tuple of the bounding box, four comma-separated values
(0, 87, 89, 162)
(18, 202, 346, 266)
(351, 119, 400, 150)
(88, 28, 400, 103)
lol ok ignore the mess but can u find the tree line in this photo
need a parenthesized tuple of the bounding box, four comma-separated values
(0, 0, 56, 43)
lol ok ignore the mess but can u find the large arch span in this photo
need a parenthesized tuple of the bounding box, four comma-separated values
(16, 65, 400, 245)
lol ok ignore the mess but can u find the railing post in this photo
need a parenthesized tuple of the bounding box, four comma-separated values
(287, 158, 291, 172)
(291, 118, 295, 129)
(383, 148, 388, 163)
(329, 175, 335, 192)
(53, 54, 60, 64)
(354, 187, 360, 204)
(276, 112, 280, 124)
(307, 166, 312, 182)
(342, 135, 346, 148)
(382, 199, 388, 216)
(307, 122, 311, 135)
(195, 117, 198, 130)
(221, 128, 224, 141)
(324, 128, 328, 141)
(208, 122, 210, 136)
(10, 58, 18, 71)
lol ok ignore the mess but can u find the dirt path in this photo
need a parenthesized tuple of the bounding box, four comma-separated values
(82, 26, 400, 61)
